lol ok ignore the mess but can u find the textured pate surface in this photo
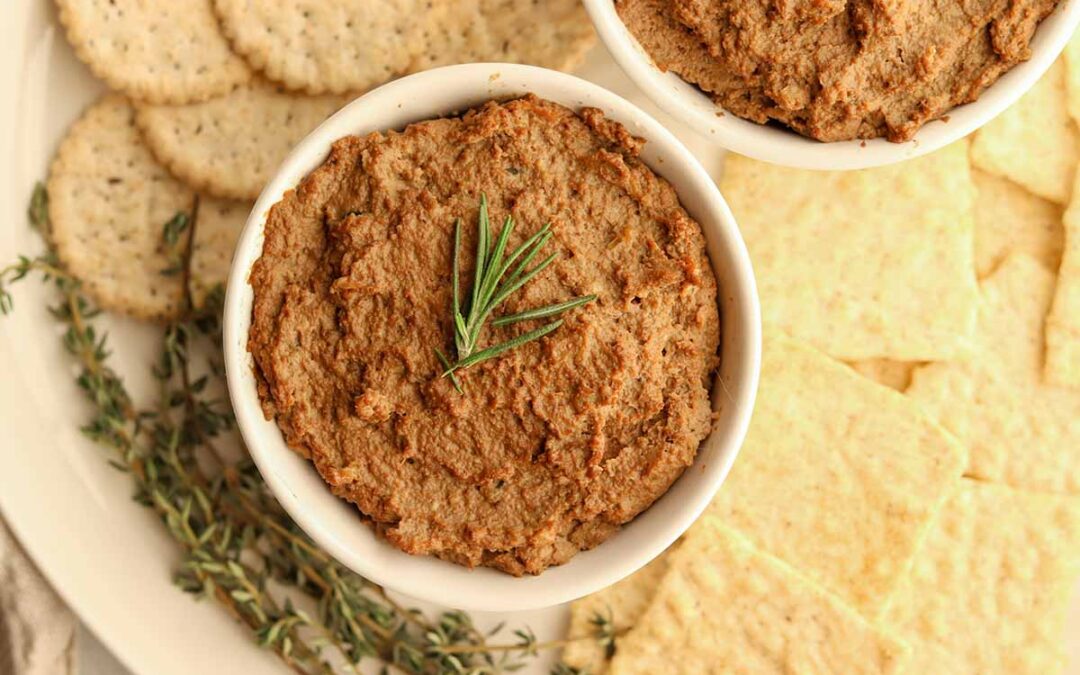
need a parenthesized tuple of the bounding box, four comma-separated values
(618, 0, 1061, 142)
(248, 96, 719, 574)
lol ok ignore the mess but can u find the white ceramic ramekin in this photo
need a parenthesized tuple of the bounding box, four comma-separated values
(583, 0, 1080, 170)
(223, 63, 761, 612)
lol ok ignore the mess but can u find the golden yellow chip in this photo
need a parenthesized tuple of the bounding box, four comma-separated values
(1062, 32, 1080, 124)
(971, 60, 1079, 204)
(721, 142, 978, 360)
(908, 254, 1080, 493)
(707, 335, 966, 617)
(846, 359, 920, 392)
(562, 551, 672, 674)
(608, 518, 910, 675)
(1046, 171, 1080, 388)
(973, 169, 1063, 279)
(885, 480, 1080, 675)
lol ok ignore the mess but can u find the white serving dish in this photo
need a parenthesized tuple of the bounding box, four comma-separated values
(583, 0, 1080, 170)
(222, 62, 762, 612)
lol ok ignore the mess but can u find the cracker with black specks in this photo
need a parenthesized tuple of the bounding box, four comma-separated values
(136, 81, 349, 201)
(48, 95, 247, 321)
(55, 0, 251, 104)
(212, 0, 448, 95)
(416, 0, 595, 73)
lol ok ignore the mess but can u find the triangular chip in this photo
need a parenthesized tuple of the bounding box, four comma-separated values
(707, 335, 966, 617)
(885, 480, 1080, 675)
(1047, 171, 1080, 388)
(973, 169, 1063, 279)
(908, 254, 1080, 493)
(721, 142, 978, 360)
(1062, 32, 1080, 124)
(846, 358, 919, 392)
(971, 59, 1079, 204)
(562, 550, 673, 675)
(608, 518, 910, 675)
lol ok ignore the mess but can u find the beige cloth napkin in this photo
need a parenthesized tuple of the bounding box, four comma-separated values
(0, 518, 77, 675)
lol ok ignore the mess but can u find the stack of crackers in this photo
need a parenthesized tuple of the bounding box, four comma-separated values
(564, 41, 1080, 675)
(46, 0, 595, 320)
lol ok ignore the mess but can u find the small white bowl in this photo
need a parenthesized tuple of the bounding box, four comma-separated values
(222, 63, 761, 612)
(583, 0, 1080, 170)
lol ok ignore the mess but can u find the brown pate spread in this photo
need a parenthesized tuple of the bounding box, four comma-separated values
(618, 0, 1062, 142)
(248, 95, 720, 575)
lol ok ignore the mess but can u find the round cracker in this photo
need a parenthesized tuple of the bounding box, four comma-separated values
(417, 0, 596, 73)
(55, 0, 252, 105)
(213, 0, 445, 95)
(136, 81, 349, 201)
(190, 197, 250, 308)
(48, 95, 247, 321)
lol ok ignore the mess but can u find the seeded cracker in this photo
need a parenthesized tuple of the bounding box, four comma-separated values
(136, 81, 349, 201)
(608, 519, 910, 675)
(973, 169, 1063, 278)
(55, 0, 251, 105)
(721, 141, 978, 360)
(47, 95, 247, 321)
(971, 60, 1079, 204)
(884, 480, 1080, 675)
(212, 0, 448, 95)
(190, 198, 250, 308)
(908, 254, 1080, 493)
(562, 551, 673, 674)
(707, 335, 965, 618)
(416, 0, 595, 72)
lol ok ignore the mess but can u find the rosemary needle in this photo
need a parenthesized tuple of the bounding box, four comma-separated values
(436, 194, 596, 387)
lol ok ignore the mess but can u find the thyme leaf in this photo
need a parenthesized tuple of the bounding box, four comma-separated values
(2, 185, 617, 674)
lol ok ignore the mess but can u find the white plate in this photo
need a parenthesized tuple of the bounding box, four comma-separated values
(0, 2, 1076, 674)
(0, 3, 724, 674)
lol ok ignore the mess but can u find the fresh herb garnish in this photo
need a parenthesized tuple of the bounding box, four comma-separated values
(437, 194, 595, 389)
(2, 183, 619, 674)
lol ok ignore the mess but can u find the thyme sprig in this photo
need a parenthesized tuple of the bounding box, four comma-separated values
(3, 182, 614, 674)
(437, 195, 595, 389)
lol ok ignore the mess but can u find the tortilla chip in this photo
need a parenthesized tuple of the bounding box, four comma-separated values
(1046, 171, 1080, 388)
(706, 335, 965, 617)
(1062, 32, 1080, 124)
(56, 0, 251, 105)
(971, 60, 1079, 204)
(136, 81, 349, 201)
(846, 359, 920, 392)
(212, 0, 445, 95)
(608, 519, 910, 675)
(973, 169, 1064, 279)
(47, 95, 246, 321)
(417, 0, 595, 73)
(908, 254, 1080, 493)
(885, 480, 1080, 675)
(721, 141, 978, 360)
(562, 551, 673, 675)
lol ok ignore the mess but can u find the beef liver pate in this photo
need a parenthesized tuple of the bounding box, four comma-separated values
(248, 96, 720, 575)
(618, 0, 1062, 142)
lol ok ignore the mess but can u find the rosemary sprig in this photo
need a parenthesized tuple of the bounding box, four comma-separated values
(2, 182, 616, 675)
(438, 194, 596, 386)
